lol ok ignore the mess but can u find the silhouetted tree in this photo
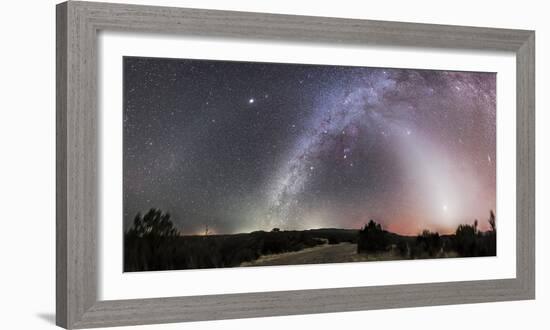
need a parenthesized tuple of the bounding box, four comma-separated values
(453, 211, 497, 257)
(124, 208, 179, 271)
(357, 220, 388, 253)
(489, 210, 496, 232)
(127, 208, 179, 238)
(484, 210, 497, 256)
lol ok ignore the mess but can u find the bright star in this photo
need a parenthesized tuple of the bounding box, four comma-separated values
(249, 98, 255, 104)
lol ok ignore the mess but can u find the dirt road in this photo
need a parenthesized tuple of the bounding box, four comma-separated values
(241, 243, 369, 266)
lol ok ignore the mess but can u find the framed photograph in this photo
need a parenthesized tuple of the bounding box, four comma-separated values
(56, 1, 535, 328)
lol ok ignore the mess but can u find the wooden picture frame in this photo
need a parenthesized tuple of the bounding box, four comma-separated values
(56, 1, 535, 328)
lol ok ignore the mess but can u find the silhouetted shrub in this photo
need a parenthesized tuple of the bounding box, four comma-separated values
(454, 222, 477, 257)
(416, 230, 442, 257)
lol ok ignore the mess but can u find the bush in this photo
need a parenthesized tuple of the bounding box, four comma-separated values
(454, 223, 477, 257)
(416, 230, 442, 257)
(396, 240, 409, 258)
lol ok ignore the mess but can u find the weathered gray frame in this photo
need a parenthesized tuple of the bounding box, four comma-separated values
(56, 1, 535, 328)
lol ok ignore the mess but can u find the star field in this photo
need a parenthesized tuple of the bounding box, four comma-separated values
(123, 56, 496, 235)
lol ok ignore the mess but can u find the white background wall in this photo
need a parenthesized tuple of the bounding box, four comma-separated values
(0, 0, 547, 329)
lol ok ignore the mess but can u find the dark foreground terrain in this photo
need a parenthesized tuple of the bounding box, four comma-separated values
(124, 209, 496, 272)
(242, 242, 361, 266)
(124, 227, 358, 271)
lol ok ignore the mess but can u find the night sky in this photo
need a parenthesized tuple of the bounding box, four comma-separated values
(123, 56, 496, 236)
